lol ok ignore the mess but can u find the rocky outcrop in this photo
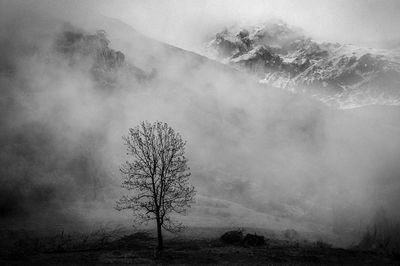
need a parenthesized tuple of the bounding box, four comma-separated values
(55, 26, 148, 88)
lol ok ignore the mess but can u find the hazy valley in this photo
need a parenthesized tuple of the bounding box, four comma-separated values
(1, 1, 400, 264)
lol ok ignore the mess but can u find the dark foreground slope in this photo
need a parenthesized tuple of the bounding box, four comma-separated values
(1, 228, 398, 265)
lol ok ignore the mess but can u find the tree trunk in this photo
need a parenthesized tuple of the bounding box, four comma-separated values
(156, 218, 163, 250)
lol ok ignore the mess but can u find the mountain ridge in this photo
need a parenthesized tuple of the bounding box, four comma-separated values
(206, 22, 400, 109)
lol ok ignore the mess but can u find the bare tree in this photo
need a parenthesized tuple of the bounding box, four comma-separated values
(116, 121, 195, 250)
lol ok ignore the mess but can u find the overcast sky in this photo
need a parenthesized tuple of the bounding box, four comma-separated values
(78, 0, 400, 52)
(12, 0, 400, 52)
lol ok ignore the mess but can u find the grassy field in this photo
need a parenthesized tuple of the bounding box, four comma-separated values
(0, 227, 399, 265)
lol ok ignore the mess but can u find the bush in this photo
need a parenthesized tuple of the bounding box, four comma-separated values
(243, 233, 265, 247)
(220, 229, 243, 245)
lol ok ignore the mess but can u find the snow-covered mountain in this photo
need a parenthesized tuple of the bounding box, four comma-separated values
(207, 22, 400, 108)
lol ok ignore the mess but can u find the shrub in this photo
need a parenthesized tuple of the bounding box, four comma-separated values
(220, 229, 243, 245)
(243, 233, 265, 247)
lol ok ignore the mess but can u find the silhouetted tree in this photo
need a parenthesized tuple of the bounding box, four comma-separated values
(116, 121, 195, 250)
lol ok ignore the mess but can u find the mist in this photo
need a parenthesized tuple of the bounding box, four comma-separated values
(1, 0, 400, 248)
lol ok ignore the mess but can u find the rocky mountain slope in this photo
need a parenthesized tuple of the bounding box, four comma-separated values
(207, 22, 400, 108)
(55, 26, 151, 88)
